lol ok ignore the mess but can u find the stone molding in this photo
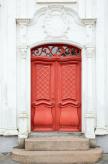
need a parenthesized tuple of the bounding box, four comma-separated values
(16, 19, 31, 47)
(81, 18, 96, 51)
(0, 129, 18, 136)
(16, 19, 31, 25)
(84, 113, 96, 118)
(81, 18, 96, 25)
(86, 47, 96, 58)
(28, 40, 84, 49)
(18, 47, 28, 60)
(18, 113, 28, 118)
(36, 0, 77, 3)
(95, 128, 108, 135)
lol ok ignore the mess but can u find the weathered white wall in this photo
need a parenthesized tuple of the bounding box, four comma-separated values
(104, 0, 108, 130)
(0, 0, 17, 135)
(95, 0, 108, 135)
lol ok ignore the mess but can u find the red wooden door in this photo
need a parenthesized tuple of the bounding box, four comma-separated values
(57, 59, 81, 131)
(31, 44, 81, 132)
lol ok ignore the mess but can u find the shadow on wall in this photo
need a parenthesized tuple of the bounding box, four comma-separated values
(96, 135, 108, 153)
(0, 136, 18, 153)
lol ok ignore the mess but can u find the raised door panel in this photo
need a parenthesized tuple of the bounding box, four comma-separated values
(31, 60, 55, 131)
(57, 60, 81, 131)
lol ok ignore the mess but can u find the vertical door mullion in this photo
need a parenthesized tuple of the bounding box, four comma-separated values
(56, 61, 61, 130)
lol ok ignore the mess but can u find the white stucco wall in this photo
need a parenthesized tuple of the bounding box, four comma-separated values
(0, 0, 108, 146)
(0, 0, 17, 135)
(104, 0, 108, 130)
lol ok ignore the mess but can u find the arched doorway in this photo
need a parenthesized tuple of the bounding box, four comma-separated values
(31, 43, 81, 132)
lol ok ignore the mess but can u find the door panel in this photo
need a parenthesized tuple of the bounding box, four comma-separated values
(57, 61, 81, 131)
(60, 107, 79, 126)
(31, 60, 55, 131)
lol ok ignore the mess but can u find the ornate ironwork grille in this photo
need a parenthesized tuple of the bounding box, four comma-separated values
(31, 44, 81, 57)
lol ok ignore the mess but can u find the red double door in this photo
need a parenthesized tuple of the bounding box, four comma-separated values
(31, 56, 81, 131)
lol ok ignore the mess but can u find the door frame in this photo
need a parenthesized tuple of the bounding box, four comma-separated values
(17, 40, 96, 140)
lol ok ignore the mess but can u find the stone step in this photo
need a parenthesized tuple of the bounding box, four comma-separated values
(12, 147, 102, 164)
(25, 137, 89, 151)
(29, 132, 84, 137)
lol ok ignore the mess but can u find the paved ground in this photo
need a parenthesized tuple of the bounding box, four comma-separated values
(97, 154, 108, 164)
(0, 153, 18, 164)
(0, 153, 108, 164)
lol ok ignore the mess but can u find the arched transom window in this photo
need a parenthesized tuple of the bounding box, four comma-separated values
(31, 44, 81, 57)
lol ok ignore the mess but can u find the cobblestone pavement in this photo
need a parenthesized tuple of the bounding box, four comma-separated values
(0, 153, 108, 164)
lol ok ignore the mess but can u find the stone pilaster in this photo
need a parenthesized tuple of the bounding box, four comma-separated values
(95, 0, 107, 135)
(82, 19, 96, 138)
(16, 19, 31, 146)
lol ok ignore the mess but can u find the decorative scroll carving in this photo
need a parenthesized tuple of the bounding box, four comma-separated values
(43, 6, 70, 37)
(31, 44, 81, 57)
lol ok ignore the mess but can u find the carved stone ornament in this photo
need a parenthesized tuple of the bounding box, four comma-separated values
(81, 19, 96, 25)
(16, 19, 31, 26)
(16, 19, 31, 45)
(19, 48, 28, 59)
(43, 6, 70, 37)
(86, 47, 95, 58)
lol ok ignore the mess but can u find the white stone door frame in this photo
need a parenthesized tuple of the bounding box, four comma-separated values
(16, 14, 96, 145)
(17, 39, 96, 144)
